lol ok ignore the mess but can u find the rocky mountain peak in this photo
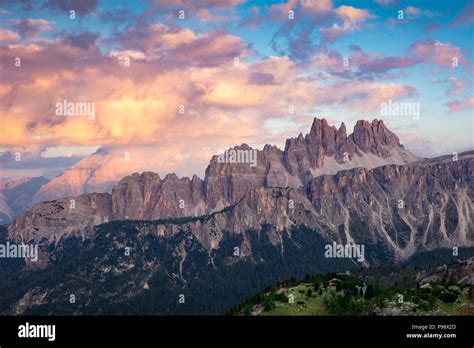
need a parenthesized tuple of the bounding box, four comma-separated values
(307, 118, 338, 153)
(335, 122, 347, 144)
(352, 118, 400, 152)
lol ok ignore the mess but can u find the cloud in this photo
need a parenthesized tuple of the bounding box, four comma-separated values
(446, 77, 465, 96)
(450, 3, 474, 27)
(0, 147, 82, 178)
(336, 5, 373, 23)
(43, 0, 98, 15)
(312, 81, 416, 113)
(269, 0, 299, 20)
(373, 0, 397, 6)
(98, 6, 135, 24)
(246, 1, 333, 28)
(433, 77, 465, 97)
(398, 132, 451, 158)
(0, 25, 256, 151)
(320, 5, 374, 43)
(0, 21, 417, 162)
(301, 0, 333, 14)
(0, 9, 13, 15)
(270, 0, 335, 63)
(0, 28, 20, 42)
(153, 0, 242, 8)
(312, 49, 345, 72)
(171, 29, 248, 67)
(402, 6, 437, 18)
(64, 32, 99, 49)
(109, 50, 146, 62)
(248, 72, 275, 85)
(446, 97, 474, 113)
(141, 0, 243, 22)
(354, 55, 419, 75)
(114, 22, 196, 52)
(113, 23, 249, 68)
(2, 4, 466, 179)
(195, 8, 236, 22)
(410, 39, 467, 69)
(404, 6, 421, 15)
(12, 18, 55, 37)
(0, 0, 35, 10)
(312, 45, 419, 80)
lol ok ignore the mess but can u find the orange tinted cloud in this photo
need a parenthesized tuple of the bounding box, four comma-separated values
(321, 5, 373, 42)
(0, 21, 417, 169)
(0, 28, 20, 41)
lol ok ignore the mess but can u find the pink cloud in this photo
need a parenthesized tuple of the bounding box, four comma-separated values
(320, 5, 373, 43)
(0, 25, 417, 154)
(356, 55, 419, 74)
(312, 49, 345, 72)
(269, 0, 299, 19)
(195, 8, 235, 22)
(313, 81, 416, 113)
(302, 0, 333, 13)
(404, 6, 421, 15)
(312, 46, 419, 78)
(269, 0, 333, 20)
(447, 97, 474, 113)
(445, 77, 465, 96)
(320, 24, 345, 43)
(113, 23, 249, 68)
(410, 39, 466, 69)
(402, 6, 438, 17)
(336, 5, 373, 23)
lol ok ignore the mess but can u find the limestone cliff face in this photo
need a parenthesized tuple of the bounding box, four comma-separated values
(9, 193, 112, 245)
(306, 154, 474, 259)
(111, 172, 206, 220)
(87, 153, 472, 262)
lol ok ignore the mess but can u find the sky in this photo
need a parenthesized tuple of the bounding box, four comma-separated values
(0, 0, 473, 179)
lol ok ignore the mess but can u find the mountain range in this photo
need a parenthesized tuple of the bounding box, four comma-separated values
(1, 117, 472, 314)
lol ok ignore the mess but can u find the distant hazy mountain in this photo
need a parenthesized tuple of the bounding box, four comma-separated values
(0, 177, 49, 224)
(32, 148, 123, 204)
